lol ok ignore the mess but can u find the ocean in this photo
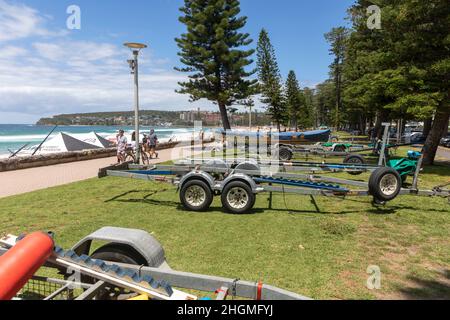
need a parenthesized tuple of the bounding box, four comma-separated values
(0, 124, 200, 156)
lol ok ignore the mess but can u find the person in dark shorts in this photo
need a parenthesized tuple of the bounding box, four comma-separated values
(148, 129, 159, 159)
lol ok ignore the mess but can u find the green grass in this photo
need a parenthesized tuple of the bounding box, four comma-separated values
(1, 155, 449, 300)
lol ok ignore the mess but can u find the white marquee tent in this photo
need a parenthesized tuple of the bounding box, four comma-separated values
(30, 133, 101, 155)
(71, 132, 114, 148)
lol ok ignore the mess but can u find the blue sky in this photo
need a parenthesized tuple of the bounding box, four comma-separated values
(0, 0, 354, 123)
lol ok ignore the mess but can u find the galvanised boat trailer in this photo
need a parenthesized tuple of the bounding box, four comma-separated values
(0, 227, 309, 300)
(100, 155, 449, 214)
(273, 124, 401, 162)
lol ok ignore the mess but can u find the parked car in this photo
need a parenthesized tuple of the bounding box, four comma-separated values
(403, 132, 426, 144)
(440, 136, 450, 148)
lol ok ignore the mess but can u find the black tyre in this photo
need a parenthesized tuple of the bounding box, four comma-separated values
(369, 167, 402, 202)
(141, 152, 150, 165)
(87, 243, 148, 300)
(334, 144, 347, 153)
(125, 153, 135, 163)
(343, 154, 365, 176)
(279, 147, 293, 161)
(180, 179, 213, 212)
(91, 243, 147, 266)
(221, 181, 256, 214)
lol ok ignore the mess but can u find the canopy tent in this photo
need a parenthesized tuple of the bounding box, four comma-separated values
(71, 132, 115, 148)
(33, 133, 101, 154)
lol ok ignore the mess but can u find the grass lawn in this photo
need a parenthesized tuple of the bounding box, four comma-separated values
(0, 153, 449, 300)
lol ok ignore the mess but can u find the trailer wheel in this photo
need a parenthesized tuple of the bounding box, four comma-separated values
(86, 243, 149, 300)
(180, 180, 213, 212)
(221, 181, 256, 214)
(91, 243, 148, 266)
(343, 154, 365, 176)
(369, 167, 402, 202)
(334, 144, 347, 152)
(279, 147, 293, 161)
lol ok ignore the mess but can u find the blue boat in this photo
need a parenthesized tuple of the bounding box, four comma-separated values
(277, 129, 331, 144)
(215, 129, 331, 145)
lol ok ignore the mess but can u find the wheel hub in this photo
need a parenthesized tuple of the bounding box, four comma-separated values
(348, 158, 362, 164)
(185, 185, 206, 207)
(379, 174, 398, 196)
(227, 187, 249, 210)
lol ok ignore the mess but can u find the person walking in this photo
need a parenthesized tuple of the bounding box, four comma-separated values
(116, 129, 127, 163)
(148, 129, 159, 159)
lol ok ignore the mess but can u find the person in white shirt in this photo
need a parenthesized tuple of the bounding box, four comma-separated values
(116, 129, 128, 163)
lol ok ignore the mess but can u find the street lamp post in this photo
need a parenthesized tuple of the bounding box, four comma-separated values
(124, 42, 147, 164)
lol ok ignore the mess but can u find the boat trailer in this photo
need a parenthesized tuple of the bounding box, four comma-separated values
(0, 227, 309, 300)
(274, 124, 408, 162)
(100, 157, 449, 214)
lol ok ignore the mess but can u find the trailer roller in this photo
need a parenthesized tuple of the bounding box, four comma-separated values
(0, 232, 54, 300)
(0, 227, 310, 300)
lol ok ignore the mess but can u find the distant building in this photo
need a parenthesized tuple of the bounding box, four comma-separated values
(180, 110, 198, 123)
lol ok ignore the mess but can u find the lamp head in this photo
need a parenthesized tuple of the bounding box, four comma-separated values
(124, 42, 147, 50)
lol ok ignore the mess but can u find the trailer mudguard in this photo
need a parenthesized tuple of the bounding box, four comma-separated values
(274, 143, 294, 152)
(0, 232, 54, 300)
(220, 173, 259, 193)
(178, 171, 216, 191)
(71, 227, 169, 269)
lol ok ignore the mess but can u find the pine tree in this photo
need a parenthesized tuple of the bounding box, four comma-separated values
(388, 0, 450, 164)
(342, 0, 449, 164)
(175, 0, 257, 130)
(256, 29, 286, 131)
(325, 27, 349, 130)
(302, 87, 315, 129)
(285, 71, 303, 130)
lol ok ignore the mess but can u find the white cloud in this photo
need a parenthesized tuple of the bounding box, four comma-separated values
(0, 1, 223, 123)
(0, 0, 65, 42)
(0, 45, 28, 59)
(0, 39, 197, 118)
(33, 41, 120, 62)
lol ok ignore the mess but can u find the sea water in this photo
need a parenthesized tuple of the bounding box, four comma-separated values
(0, 124, 201, 157)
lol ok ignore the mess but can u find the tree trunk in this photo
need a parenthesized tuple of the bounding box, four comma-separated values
(423, 104, 450, 165)
(423, 117, 433, 138)
(441, 117, 449, 138)
(359, 115, 366, 135)
(218, 102, 231, 130)
(373, 112, 382, 140)
(374, 111, 389, 139)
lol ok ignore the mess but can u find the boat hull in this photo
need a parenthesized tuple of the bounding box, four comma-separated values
(217, 129, 331, 145)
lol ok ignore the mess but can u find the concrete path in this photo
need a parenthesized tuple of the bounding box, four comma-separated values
(437, 147, 450, 161)
(0, 144, 206, 199)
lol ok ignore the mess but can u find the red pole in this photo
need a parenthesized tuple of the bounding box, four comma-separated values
(0, 232, 54, 300)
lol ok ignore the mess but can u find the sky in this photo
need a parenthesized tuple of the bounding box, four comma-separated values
(0, 0, 354, 124)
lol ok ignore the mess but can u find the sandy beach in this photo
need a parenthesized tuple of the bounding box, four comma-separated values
(0, 144, 207, 199)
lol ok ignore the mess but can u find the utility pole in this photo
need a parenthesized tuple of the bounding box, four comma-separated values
(124, 42, 147, 164)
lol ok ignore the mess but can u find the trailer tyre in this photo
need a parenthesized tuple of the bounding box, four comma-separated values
(221, 181, 256, 214)
(334, 144, 347, 152)
(180, 180, 213, 212)
(279, 147, 293, 161)
(87, 243, 149, 300)
(343, 154, 365, 176)
(91, 243, 148, 266)
(369, 167, 402, 202)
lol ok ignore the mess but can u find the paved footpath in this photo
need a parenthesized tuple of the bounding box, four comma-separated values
(437, 147, 450, 161)
(0, 145, 206, 199)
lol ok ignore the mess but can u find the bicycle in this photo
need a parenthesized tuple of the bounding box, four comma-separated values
(124, 144, 151, 165)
